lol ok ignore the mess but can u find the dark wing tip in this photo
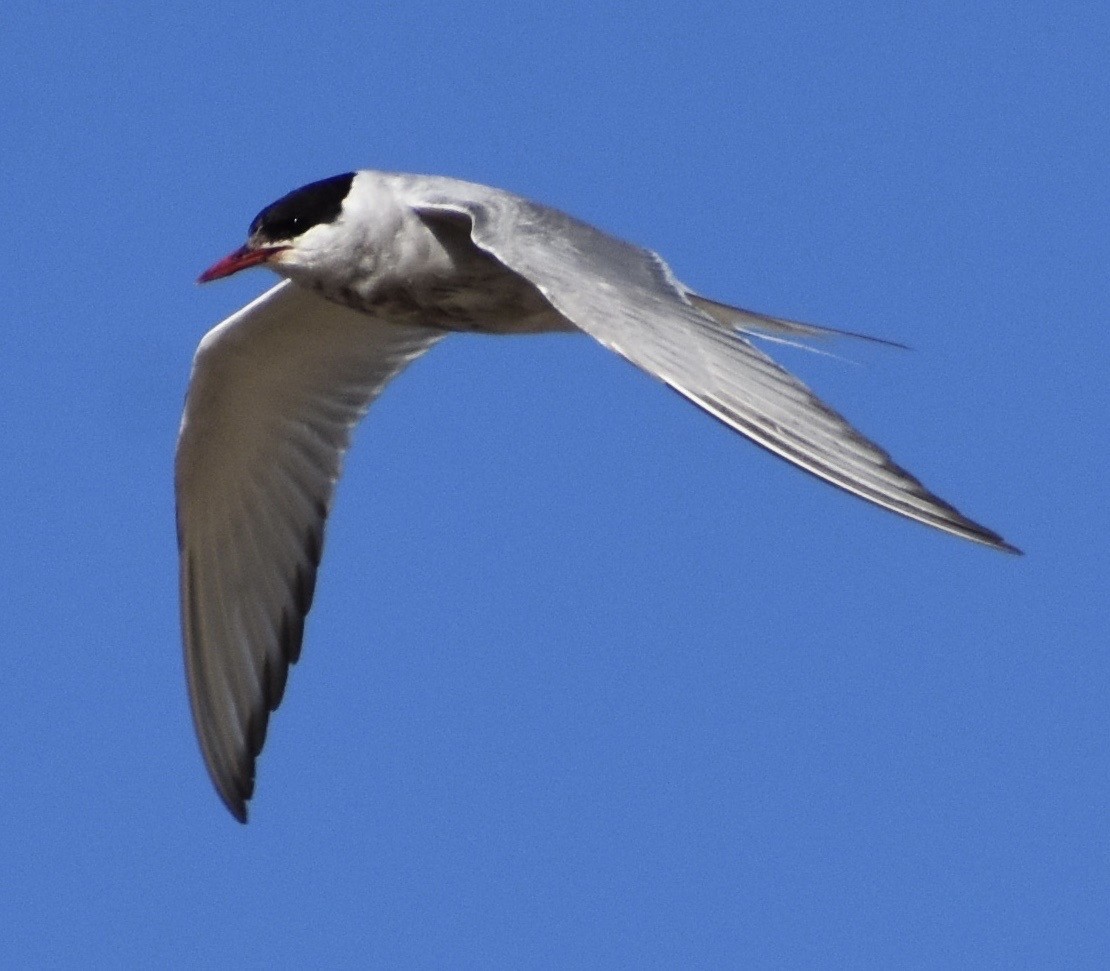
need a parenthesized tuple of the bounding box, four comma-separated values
(899, 477, 1021, 555)
(208, 749, 253, 824)
(186, 512, 325, 824)
(205, 601, 310, 826)
(956, 506, 1021, 554)
(226, 796, 249, 825)
(973, 529, 1023, 556)
(955, 523, 1022, 555)
(893, 469, 1020, 555)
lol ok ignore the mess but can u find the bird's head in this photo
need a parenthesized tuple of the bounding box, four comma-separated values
(198, 172, 357, 284)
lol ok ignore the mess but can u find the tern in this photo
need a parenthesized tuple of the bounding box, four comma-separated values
(180, 170, 1018, 821)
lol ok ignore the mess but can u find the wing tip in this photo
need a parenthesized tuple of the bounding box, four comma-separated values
(891, 496, 1021, 556)
(226, 797, 250, 825)
(915, 492, 1020, 556)
(212, 766, 253, 824)
(965, 525, 1022, 556)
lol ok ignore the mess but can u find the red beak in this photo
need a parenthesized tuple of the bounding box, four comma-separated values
(197, 245, 287, 283)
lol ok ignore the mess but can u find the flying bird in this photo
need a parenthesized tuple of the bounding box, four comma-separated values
(179, 170, 1018, 821)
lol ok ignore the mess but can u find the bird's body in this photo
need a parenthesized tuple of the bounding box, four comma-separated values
(266, 174, 564, 333)
(180, 169, 1017, 821)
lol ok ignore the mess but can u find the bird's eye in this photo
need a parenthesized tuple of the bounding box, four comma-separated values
(261, 214, 301, 239)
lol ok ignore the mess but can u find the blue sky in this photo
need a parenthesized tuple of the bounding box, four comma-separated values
(3, 1, 1107, 965)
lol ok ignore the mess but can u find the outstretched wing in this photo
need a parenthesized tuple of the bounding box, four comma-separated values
(177, 280, 444, 821)
(400, 176, 1015, 553)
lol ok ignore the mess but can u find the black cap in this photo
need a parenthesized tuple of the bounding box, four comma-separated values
(249, 172, 356, 242)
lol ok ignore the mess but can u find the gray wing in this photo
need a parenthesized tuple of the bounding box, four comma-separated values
(176, 280, 444, 821)
(401, 177, 1016, 553)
